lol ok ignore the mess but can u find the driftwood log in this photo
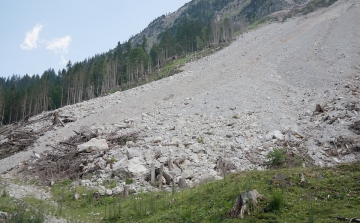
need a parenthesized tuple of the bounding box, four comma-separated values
(226, 190, 266, 219)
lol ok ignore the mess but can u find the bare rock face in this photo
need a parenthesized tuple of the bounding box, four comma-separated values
(77, 138, 108, 153)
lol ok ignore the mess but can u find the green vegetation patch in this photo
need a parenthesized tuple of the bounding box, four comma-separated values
(1, 162, 359, 222)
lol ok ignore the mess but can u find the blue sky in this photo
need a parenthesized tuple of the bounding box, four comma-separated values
(0, 0, 190, 78)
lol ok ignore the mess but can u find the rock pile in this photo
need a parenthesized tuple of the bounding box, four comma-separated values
(2, 0, 359, 198)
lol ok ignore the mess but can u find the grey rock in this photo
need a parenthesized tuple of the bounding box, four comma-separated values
(81, 180, 93, 187)
(0, 211, 10, 220)
(113, 157, 148, 179)
(190, 143, 203, 154)
(0, 138, 9, 145)
(106, 189, 113, 196)
(265, 132, 274, 141)
(263, 142, 273, 149)
(158, 156, 168, 163)
(98, 186, 106, 196)
(182, 169, 194, 179)
(273, 130, 284, 141)
(126, 148, 142, 160)
(74, 193, 80, 200)
(77, 138, 108, 152)
(285, 132, 297, 142)
(112, 186, 123, 195)
(180, 159, 191, 170)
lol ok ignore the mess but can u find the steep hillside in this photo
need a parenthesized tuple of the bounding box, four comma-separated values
(0, 0, 359, 222)
(131, 0, 328, 49)
(0, 0, 340, 127)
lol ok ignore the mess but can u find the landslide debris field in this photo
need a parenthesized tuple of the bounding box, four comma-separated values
(0, 0, 359, 222)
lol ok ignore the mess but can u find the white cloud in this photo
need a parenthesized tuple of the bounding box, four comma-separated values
(60, 55, 67, 65)
(20, 24, 43, 50)
(46, 35, 72, 54)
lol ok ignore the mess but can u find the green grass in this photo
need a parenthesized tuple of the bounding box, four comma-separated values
(1, 163, 359, 222)
(247, 16, 271, 31)
(0, 187, 46, 222)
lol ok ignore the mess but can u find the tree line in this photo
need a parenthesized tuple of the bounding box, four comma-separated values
(0, 14, 235, 125)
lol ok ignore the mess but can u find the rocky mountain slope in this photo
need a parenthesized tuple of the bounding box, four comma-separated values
(0, 0, 359, 208)
(131, 0, 313, 48)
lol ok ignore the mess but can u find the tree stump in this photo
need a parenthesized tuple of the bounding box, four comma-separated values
(124, 186, 129, 198)
(226, 190, 265, 219)
(163, 171, 172, 185)
(178, 178, 188, 189)
(150, 163, 155, 183)
(158, 164, 164, 189)
(93, 192, 100, 200)
(168, 158, 174, 171)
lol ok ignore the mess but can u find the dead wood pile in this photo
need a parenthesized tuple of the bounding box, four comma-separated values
(20, 129, 139, 185)
(0, 112, 75, 160)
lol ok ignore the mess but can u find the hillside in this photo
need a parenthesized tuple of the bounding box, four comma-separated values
(0, 0, 359, 222)
(0, 0, 340, 126)
(131, 0, 310, 48)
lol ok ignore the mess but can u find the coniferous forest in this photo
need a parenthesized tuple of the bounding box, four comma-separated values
(0, 0, 238, 125)
(1, 0, 333, 125)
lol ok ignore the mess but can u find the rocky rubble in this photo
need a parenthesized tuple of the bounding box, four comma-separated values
(1, 0, 359, 201)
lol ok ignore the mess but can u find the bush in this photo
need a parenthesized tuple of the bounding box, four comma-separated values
(267, 189, 285, 212)
(267, 148, 286, 168)
(126, 178, 134, 185)
(197, 136, 204, 144)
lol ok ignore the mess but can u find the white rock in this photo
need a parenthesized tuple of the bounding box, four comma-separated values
(96, 158, 107, 169)
(74, 193, 80, 200)
(81, 180, 92, 187)
(106, 189, 113, 196)
(190, 143, 203, 154)
(77, 138, 108, 152)
(112, 186, 123, 195)
(158, 156, 168, 163)
(180, 159, 191, 170)
(0, 138, 9, 145)
(126, 148, 142, 160)
(273, 130, 284, 141)
(113, 157, 148, 179)
(126, 141, 135, 148)
(171, 137, 181, 144)
(98, 186, 106, 196)
(265, 132, 274, 141)
(182, 169, 194, 179)
(152, 136, 162, 143)
(333, 157, 340, 163)
(189, 154, 199, 163)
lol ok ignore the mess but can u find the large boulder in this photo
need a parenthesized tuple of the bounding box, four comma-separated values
(113, 157, 148, 179)
(77, 138, 108, 152)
